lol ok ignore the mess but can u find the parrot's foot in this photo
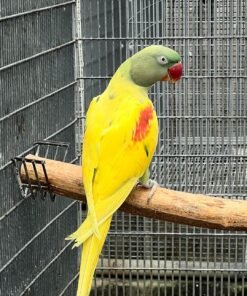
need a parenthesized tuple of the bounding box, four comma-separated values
(139, 179, 159, 202)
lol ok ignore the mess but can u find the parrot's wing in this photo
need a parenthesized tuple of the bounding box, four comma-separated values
(81, 96, 103, 237)
(66, 176, 137, 247)
(82, 95, 158, 234)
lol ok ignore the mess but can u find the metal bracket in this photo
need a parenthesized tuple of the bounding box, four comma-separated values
(12, 140, 70, 201)
(33, 140, 69, 162)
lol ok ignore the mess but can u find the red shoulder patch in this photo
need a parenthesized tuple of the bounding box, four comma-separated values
(132, 106, 154, 142)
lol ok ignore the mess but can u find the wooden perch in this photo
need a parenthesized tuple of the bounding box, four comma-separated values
(21, 154, 247, 231)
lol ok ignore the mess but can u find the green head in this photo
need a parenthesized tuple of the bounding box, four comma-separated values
(129, 45, 182, 87)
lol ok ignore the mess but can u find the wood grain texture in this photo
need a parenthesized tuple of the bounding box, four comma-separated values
(21, 154, 247, 231)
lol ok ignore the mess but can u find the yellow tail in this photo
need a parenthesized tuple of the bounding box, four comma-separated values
(76, 216, 112, 296)
(66, 178, 138, 247)
(67, 178, 138, 295)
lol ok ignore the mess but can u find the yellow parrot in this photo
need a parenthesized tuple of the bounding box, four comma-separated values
(67, 45, 182, 296)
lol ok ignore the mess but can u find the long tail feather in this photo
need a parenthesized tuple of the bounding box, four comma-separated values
(65, 216, 92, 248)
(76, 216, 112, 296)
(67, 178, 138, 295)
(66, 178, 138, 247)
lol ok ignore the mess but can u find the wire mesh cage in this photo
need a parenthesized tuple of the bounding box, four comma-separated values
(0, 0, 247, 295)
(0, 1, 79, 295)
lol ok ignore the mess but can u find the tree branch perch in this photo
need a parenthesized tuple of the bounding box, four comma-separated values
(21, 154, 247, 231)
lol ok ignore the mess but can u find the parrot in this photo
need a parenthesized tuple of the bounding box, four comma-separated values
(67, 45, 183, 296)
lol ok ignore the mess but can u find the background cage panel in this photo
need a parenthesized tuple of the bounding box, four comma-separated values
(80, 0, 247, 295)
(0, 1, 79, 296)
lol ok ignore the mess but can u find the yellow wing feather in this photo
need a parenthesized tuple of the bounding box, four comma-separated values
(85, 92, 158, 200)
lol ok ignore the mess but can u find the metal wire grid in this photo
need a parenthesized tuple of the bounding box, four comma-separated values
(79, 0, 247, 295)
(0, 1, 80, 295)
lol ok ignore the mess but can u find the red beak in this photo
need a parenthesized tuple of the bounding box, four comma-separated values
(162, 62, 183, 83)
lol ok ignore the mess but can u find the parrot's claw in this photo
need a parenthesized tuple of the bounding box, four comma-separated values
(139, 179, 159, 202)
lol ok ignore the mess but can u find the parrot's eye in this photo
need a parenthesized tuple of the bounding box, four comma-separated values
(157, 56, 168, 65)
